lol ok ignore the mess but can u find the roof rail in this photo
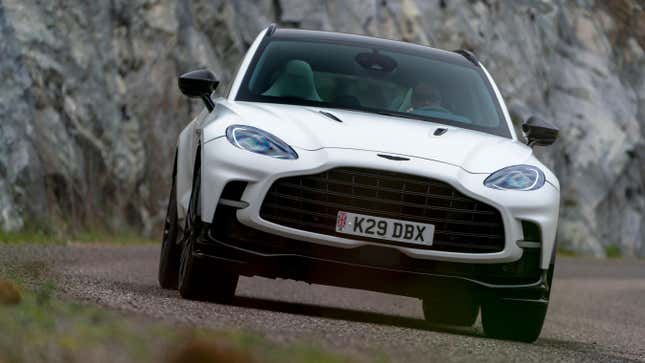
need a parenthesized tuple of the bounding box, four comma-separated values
(453, 49, 479, 66)
(266, 23, 278, 36)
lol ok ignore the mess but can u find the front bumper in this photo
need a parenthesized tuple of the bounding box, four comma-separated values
(199, 137, 559, 269)
(194, 209, 549, 300)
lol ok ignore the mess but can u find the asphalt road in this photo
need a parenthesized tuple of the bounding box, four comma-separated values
(2, 244, 645, 362)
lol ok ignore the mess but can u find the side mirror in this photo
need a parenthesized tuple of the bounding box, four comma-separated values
(178, 69, 219, 112)
(522, 116, 558, 146)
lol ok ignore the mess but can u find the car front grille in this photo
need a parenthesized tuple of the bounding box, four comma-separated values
(259, 168, 505, 253)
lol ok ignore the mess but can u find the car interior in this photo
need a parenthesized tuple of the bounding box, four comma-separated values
(246, 39, 502, 129)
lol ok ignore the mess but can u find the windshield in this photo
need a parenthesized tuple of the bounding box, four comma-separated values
(236, 36, 510, 138)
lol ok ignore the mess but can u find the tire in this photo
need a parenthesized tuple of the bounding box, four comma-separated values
(178, 152, 239, 303)
(481, 298, 548, 343)
(481, 263, 554, 343)
(422, 288, 479, 327)
(158, 154, 181, 289)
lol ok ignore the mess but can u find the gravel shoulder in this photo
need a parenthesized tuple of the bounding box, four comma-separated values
(2, 243, 645, 362)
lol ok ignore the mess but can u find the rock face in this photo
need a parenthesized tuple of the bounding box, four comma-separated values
(0, 0, 643, 256)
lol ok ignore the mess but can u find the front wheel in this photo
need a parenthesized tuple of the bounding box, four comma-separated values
(158, 154, 181, 289)
(177, 154, 238, 303)
(481, 298, 548, 342)
(177, 227, 239, 303)
(422, 288, 479, 327)
(481, 263, 554, 342)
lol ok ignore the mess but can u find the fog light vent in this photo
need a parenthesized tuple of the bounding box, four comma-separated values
(218, 181, 248, 209)
(221, 181, 247, 200)
(521, 221, 541, 243)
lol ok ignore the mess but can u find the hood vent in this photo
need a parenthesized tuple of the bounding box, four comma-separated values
(377, 154, 409, 161)
(434, 128, 448, 136)
(318, 110, 343, 123)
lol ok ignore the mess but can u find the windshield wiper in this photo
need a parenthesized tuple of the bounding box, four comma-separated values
(374, 110, 422, 121)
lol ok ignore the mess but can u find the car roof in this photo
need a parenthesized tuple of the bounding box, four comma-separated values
(271, 28, 476, 68)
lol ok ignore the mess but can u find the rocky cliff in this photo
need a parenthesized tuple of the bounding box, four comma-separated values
(1, 0, 643, 256)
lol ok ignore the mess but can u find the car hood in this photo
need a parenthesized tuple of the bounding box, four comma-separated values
(214, 101, 535, 174)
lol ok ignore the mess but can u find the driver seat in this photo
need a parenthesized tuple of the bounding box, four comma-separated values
(263, 60, 322, 102)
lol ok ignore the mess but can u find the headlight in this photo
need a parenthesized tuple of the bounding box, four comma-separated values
(484, 165, 545, 191)
(226, 125, 298, 160)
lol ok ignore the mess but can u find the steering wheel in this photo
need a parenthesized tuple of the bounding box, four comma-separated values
(411, 106, 473, 124)
(414, 105, 451, 113)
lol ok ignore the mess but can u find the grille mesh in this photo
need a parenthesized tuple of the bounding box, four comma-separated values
(260, 168, 505, 253)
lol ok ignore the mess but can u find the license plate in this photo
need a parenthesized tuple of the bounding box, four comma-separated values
(335, 211, 434, 246)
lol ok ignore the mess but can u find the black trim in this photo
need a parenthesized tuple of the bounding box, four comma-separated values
(201, 95, 215, 112)
(209, 205, 539, 284)
(272, 28, 474, 67)
(453, 49, 479, 66)
(194, 239, 546, 299)
(266, 23, 278, 36)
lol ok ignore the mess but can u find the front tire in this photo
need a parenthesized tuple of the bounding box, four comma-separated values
(422, 288, 479, 327)
(177, 153, 238, 303)
(481, 298, 548, 343)
(158, 154, 181, 289)
(481, 262, 554, 342)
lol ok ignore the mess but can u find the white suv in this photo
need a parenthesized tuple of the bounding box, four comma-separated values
(158, 25, 560, 343)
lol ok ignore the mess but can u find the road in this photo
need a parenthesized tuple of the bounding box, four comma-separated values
(2, 244, 645, 362)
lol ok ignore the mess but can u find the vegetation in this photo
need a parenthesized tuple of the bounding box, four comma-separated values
(0, 278, 364, 363)
(556, 248, 578, 257)
(0, 228, 157, 245)
(604, 244, 622, 259)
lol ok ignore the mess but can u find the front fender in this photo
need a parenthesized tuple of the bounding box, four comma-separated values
(176, 109, 208, 221)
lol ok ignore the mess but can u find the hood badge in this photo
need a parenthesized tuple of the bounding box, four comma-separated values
(377, 154, 409, 161)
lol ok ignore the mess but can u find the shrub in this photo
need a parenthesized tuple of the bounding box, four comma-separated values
(0, 279, 21, 305)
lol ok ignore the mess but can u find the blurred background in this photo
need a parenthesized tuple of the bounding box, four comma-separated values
(0, 0, 643, 257)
